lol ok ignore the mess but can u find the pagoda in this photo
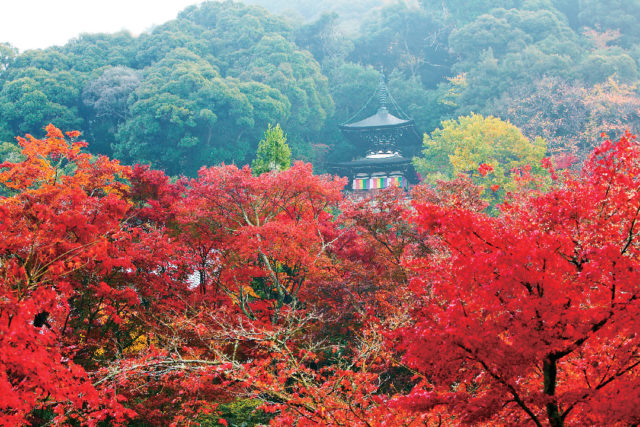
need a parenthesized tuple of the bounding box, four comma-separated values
(332, 72, 421, 193)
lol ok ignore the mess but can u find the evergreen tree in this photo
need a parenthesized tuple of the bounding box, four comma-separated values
(252, 124, 291, 175)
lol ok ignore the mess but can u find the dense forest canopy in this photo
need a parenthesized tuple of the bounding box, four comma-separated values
(2, 0, 640, 174)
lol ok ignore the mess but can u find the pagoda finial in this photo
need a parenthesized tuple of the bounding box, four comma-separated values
(378, 67, 389, 113)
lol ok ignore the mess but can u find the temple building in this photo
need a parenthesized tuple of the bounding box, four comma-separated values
(332, 73, 421, 193)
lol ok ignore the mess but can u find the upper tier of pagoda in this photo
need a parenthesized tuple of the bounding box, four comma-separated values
(338, 73, 420, 156)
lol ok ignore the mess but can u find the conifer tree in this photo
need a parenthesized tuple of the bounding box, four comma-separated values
(252, 124, 291, 175)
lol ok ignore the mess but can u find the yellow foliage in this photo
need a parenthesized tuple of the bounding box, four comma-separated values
(414, 113, 547, 196)
(125, 333, 151, 356)
(243, 285, 259, 298)
(229, 285, 260, 305)
(440, 73, 467, 108)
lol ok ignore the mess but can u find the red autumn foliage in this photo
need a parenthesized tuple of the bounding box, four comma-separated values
(394, 131, 640, 425)
(0, 125, 139, 424)
(2, 124, 640, 426)
(477, 162, 494, 177)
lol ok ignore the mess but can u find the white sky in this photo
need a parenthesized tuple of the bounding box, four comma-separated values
(0, 0, 205, 52)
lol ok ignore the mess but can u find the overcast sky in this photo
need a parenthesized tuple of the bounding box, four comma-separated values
(0, 0, 205, 52)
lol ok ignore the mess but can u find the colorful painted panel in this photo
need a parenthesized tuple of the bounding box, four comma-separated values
(370, 177, 385, 189)
(353, 178, 368, 190)
(353, 176, 406, 190)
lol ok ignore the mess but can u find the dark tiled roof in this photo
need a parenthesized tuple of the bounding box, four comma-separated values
(336, 154, 412, 167)
(340, 108, 412, 129)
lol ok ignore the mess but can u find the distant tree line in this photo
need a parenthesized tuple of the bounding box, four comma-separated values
(1, 0, 640, 175)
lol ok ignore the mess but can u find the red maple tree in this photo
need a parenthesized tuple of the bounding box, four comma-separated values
(0, 126, 189, 424)
(394, 132, 640, 425)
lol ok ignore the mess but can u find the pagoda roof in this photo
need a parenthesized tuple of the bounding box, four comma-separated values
(340, 107, 413, 130)
(335, 152, 412, 167)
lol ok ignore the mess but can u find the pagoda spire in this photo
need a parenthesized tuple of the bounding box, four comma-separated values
(377, 68, 389, 113)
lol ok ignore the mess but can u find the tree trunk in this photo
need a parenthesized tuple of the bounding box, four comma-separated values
(544, 357, 563, 427)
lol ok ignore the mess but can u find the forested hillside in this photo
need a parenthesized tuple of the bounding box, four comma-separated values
(2, 0, 640, 175)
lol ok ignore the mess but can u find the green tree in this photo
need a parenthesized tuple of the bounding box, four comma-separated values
(420, 0, 522, 25)
(58, 31, 137, 71)
(0, 141, 23, 196)
(387, 70, 450, 143)
(350, 2, 454, 88)
(0, 67, 84, 141)
(133, 19, 208, 68)
(230, 33, 334, 158)
(110, 1, 330, 172)
(446, 6, 583, 112)
(252, 123, 291, 174)
(577, 0, 640, 48)
(578, 48, 638, 85)
(294, 12, 352, 68)
(0, 141, 21, 163)
(177, 0, 293, 66)
(115, 49, 253, 175)
(9, 49, 71, 73)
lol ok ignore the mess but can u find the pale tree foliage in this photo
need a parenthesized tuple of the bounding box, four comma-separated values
(0, 43, 17, 73)
(493, 76, 640, 163)
(82, 66, 141, 121)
